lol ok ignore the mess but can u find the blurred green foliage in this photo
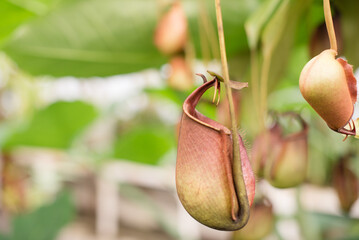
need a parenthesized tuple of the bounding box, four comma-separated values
(3, 0, 166, 77)
(1, 0, 359, 239)
(0, 1, 34, 46)
(113, 125, 175, 165)
(3, 101, 98, 150)
(0, 191, 75, 240)
(300, 211, 359, 240)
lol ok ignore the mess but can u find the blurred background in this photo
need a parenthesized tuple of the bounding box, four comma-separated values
(1, 0, 359, 239)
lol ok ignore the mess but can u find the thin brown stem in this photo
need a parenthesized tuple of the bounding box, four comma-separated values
(323, 0, 337, 53)
(215, 0, 250, 228)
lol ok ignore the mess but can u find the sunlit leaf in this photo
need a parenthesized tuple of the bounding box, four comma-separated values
(8, 0, 72, 15)
(0, 1, 34, 46)
(3, 0, 166, 77)
(3, 0, 263, 77)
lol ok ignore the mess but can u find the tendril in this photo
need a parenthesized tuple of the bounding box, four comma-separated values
(340, 119, 356, 141)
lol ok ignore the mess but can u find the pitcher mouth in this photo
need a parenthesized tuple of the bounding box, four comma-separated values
(182, 79, 231, 135)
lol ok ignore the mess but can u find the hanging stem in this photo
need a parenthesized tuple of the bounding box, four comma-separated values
(215, 0, 250, 227)
(323, 0, 337, 53)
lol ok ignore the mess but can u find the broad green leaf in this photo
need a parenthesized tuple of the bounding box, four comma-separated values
(0, 1, 34, 46)
(2, 191, 75, 240)
(113, 125, 175, 165)
(11, 0, 82, 14)
(3, 101, 98, 150)
(3, 0, 262, 77)
(3, 0, 166, 77)
(245, 0, 281, 50)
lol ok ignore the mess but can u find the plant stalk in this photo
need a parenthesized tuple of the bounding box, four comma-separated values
(323, 0, 337, 53)
(215, 0, 250, 227)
